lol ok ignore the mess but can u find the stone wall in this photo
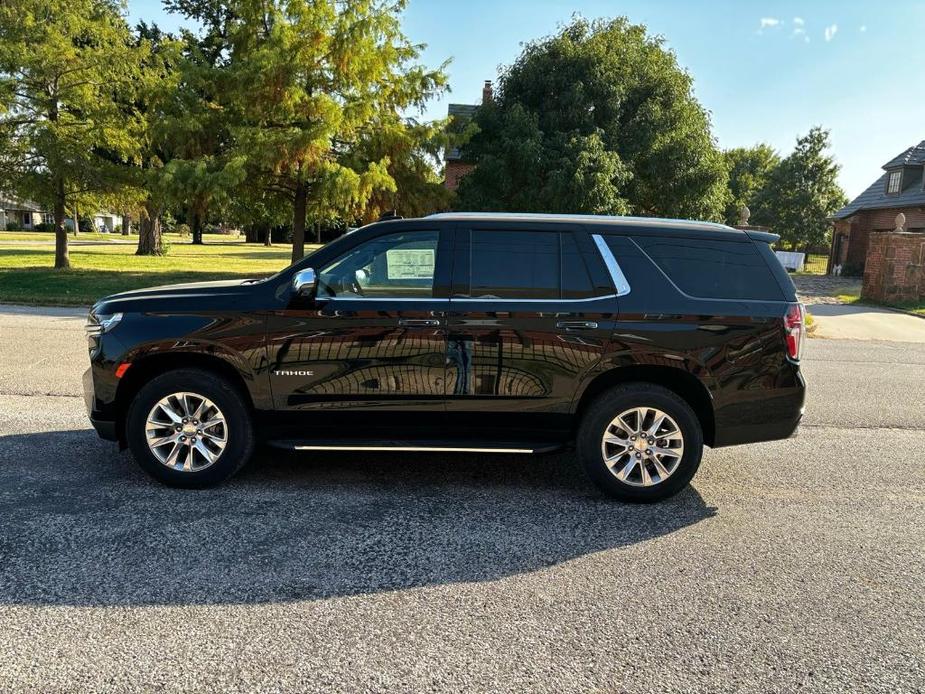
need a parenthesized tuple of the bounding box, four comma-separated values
(862, 231, 925, 303)
(830, 206, 925, 274)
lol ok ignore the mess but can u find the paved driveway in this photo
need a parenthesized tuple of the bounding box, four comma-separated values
(0, 305, 923, 692)
(807, 302, 925, 342)
(794, 274, 925, 342)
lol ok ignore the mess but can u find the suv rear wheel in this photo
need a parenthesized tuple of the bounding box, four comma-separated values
(578, 383, 704, 502)
(125, 368, 255, 488)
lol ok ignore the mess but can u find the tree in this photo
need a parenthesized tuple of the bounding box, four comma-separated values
(753, 127, 847, 251)
(722, 144, 780, 225)
(347, 116, 453, 224)
(0, 0, 150, 268)
(457, 17, 727, 220)
(167, 0, 448, 262)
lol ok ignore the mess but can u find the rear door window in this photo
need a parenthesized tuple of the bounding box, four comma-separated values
(632, 236, 785, 301)
(464, 230, 598, 300)
(468, 230, 559, 299)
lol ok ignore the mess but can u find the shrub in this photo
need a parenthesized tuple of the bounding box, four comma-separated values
(841, 262, 865, 277)
(4, 220, 23, 231)
(175, 223, 191, 238)
(205, 223, 235, 235)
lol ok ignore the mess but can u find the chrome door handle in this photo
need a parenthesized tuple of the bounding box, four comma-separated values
(556, 320, 598, 330)
(398, 319, 441, 327)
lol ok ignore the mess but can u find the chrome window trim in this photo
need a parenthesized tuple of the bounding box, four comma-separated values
(592, 234, 631, 296)
(325, 295, 618, 303)
(449, 295, 618, 303)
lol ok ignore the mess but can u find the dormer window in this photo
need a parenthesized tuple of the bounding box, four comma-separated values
(887, 170, 902, 194)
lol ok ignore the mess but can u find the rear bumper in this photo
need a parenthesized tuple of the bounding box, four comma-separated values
(713, 406, 803, 447)
(712, 370, 806, 448)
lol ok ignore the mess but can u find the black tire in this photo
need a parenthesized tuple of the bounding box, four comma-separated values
(577, 383, 703, 502)
(125, 368, 255, 488)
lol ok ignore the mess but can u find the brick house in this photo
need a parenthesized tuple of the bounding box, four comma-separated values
(444, 81, 493, 191)
(829, 140, 925, 274)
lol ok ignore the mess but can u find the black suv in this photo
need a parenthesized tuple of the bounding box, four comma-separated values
(84, 213, 806, 501)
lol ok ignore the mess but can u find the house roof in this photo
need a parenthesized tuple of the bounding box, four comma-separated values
(834, 141, 925, 219)
(0, 196, 43, 212)
(446, 103, 479, 161)
(447, 103, 477, 119)
(882, 140, 925, 169)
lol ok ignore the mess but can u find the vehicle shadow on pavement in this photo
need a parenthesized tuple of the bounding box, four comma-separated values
(0, 430, 716, 606)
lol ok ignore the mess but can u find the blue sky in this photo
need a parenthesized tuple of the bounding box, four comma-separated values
(129, 0, 925, 199)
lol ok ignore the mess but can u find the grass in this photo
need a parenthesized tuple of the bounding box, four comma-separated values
(0, 238, 322, 306)
(0, 230, 131, 242)
(835, 292, 925, 316)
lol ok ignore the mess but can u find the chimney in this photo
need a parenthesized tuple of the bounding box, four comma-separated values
(482, 80, 493, 104)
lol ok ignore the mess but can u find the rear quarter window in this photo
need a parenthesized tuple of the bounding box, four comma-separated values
(632, 236, 785, 301)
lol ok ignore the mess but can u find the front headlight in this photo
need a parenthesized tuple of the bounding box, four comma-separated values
(85, 312, 123, 336)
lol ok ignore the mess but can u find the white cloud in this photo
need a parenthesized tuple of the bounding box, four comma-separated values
(760, 17, 780, 29)
(860, 25, 868, 32)
(824, 24, 838, 41)
(793, 17, 805, 26)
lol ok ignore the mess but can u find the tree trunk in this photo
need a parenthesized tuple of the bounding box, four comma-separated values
(191, 209, 203, 245)
(264, 226, 272, 247)
(315, 221, 322, 244)
(291, 182, 307, 263)
(136, 200, 164, 255)
(53, 174, 69, 269)
(73, 199, 79, 237)
(122, 211, 130, 235)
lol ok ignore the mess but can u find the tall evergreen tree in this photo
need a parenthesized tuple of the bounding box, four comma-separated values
(753, 128, 847, 251)
(0, 0, 151, 268)
(722, 144, 780, 226)
(166, 0, 448, 262)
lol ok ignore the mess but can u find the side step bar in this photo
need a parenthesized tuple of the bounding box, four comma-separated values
(267, 440, 562, 454)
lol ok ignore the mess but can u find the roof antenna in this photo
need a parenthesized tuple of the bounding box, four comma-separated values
(379, 210, 402, 221)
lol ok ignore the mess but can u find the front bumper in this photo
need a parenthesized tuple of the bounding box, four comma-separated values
(83, 365, 118, 441)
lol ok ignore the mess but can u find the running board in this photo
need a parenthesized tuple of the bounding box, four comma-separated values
(267, 439, 562, 454)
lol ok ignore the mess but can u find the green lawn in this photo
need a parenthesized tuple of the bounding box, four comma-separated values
(0, 238, 321, 306)
(0, 230, 132, 242)
(836, 292, 925, 316)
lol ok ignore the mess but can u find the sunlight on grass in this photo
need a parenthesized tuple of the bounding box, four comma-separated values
(0, 239, 323, 306)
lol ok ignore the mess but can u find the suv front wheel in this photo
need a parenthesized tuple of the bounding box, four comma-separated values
(578, 383, 704, 502)
(125, 368, 255, 488)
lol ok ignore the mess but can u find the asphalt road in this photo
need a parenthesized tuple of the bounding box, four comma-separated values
(0, 305, 923, 693)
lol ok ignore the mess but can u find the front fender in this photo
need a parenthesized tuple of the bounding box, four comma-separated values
(114, 311, 271, 409)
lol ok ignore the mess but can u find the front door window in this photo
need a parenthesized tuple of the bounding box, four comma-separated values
(318, 231, 439, 299)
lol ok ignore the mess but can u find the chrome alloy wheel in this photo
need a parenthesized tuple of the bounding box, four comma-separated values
(600, 407, 685, 487)
(145, 392, 228, 472)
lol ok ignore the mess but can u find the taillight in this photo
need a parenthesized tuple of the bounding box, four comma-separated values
(784, 303, 805, 361)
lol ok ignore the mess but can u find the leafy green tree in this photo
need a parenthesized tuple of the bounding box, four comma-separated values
(753, 127, 847, 251)
(722, 144, 780, 225)
(168, 0, 448, 262)
(115, 21, 183, 256)
(457, 17, 727, 220)
(347, 116, 453, 225)
(0, 0, 150, 268)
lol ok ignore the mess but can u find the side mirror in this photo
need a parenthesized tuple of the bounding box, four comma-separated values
(292, 268, 317, 296)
